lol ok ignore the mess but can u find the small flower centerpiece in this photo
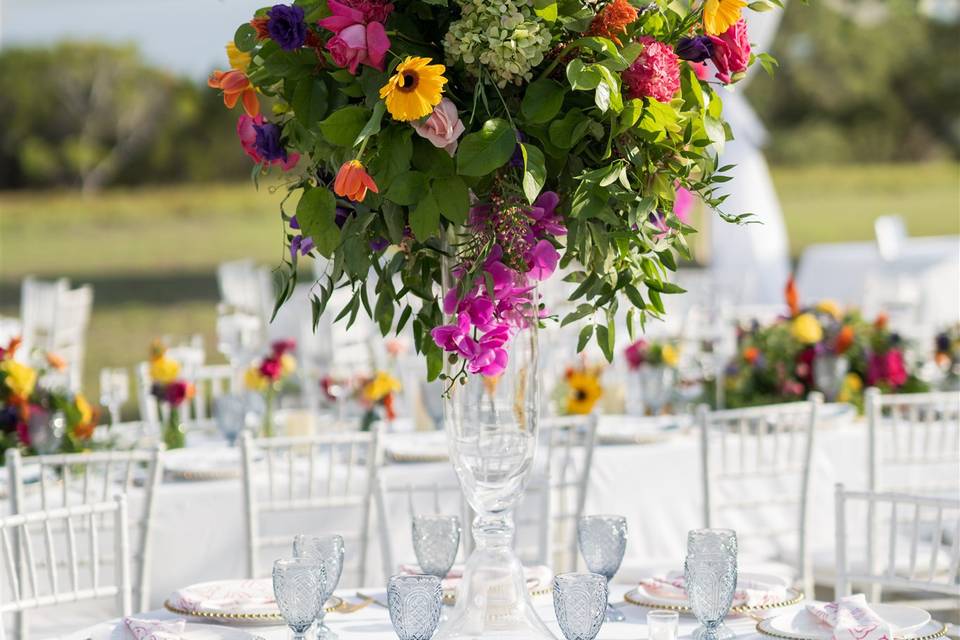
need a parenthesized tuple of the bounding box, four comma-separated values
(558, 361, 604, 415)
(934, 324, 960, 390)
(624, 337, 679, 415)
(148, 342, 195, 450)
(244, 339, 298, 437)
(357, 370, 402, 430)
(208, 0, 778, 381)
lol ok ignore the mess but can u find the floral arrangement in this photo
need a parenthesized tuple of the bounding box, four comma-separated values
(357, 370, 402, 429)
(723, 279, 928, 409)
(557, 361, 604, 414)
(148, 342, 196, 449)
(0, 338, 98, 459)
(209, 0, 777, 381)
(624, 337, 680, 369)
(244, 339, 298, 436)
(934, 324, 959, 390)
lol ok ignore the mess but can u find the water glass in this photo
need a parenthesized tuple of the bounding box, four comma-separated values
(552, 573, 608, 640)
(213, 394, 246, 446)
(577, 515, 628, 622)
(272, 558, 326, 640)
(387, 574, 443, 640)
(293, 534, 345, 639)
(411, 514, 461, 579)
(685, 529, 738, 640)
(647, 610, 680, 640)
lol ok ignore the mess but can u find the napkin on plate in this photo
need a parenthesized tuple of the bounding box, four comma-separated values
(168, 579, 276, 613)
(639, 572, 788, 607)
(400, 564, 552, 592)
(124, 616, 186, 640)
(806, 594, 894, 640)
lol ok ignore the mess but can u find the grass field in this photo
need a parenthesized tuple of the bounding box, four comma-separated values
(1, 162, 957, 401)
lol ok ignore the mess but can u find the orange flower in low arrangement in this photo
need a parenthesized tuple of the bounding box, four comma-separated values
(334, 160, 379, 203)
(207, 69, 260, 117)
(834, 325, 855, 355)
(587, 0, 638, 45)
(785, 275, 799, 317)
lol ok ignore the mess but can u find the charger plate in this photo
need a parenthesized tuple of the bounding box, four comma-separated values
(164, 595, 343, 626)
(756, 607, 943, 640)
(624, 585, 803, 613)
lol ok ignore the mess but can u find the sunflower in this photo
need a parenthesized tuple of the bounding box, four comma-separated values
(565, 370, 603, 415)
(379, 57, 447, 121)
(702, 0, 746, 35)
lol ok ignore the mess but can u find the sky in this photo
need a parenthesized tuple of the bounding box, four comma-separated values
(1, 0, 268, 79)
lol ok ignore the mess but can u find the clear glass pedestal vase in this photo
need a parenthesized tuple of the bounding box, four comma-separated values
(435, 309, 556, 640)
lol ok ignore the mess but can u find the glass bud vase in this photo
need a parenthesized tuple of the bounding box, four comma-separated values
(163, 407, 186, 450)
(436, 314, 556, 640)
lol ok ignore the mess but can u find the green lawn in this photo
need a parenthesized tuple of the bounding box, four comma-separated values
(1, 162, 957, 404)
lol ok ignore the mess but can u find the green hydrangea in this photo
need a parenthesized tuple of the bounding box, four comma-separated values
(444, 0, 553, 87)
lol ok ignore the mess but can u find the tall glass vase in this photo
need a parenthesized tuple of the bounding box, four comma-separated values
(436, 317, 556, 639)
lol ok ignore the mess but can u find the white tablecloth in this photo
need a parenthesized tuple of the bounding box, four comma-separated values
(62, 585, 782, 640)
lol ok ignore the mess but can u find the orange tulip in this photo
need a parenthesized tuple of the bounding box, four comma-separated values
(334, 160, 379, 202)
(46, 352, 67, 371)
(208, 69, 260, 117)
(835, 325, 854, 354)
(785, 275, 799, 317)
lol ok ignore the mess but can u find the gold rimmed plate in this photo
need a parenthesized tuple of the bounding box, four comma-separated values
(623, 586, 804, 613)
(756, 609, 946, 640)
(164, 595, 343, 626)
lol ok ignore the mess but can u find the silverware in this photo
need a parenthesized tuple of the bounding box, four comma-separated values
(333, 597, 373, 614)
(356, 591, 388, 608)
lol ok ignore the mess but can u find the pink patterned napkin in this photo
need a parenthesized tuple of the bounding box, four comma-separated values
(806, 594, 894, 640)
(123, 616, 185, 640)
(168, 579, 276, 614)
(639, 572, 788, 607)
(400, 564, 552, 592)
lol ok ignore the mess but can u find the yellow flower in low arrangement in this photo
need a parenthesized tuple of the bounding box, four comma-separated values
(565, 368, 603, 415)
(702, 0, 746, 35)
(244, 367, 268, 391)
(661, 344, 680, 367)
(0, 359, 37, 398)
(280, 353, 297, 376)
(791, 313, 823, 345)
(150, 354, 180, 384)
(226, 42, 251, 72)
(75, 393, 93, 425)
(363, 371, 402, 403)
(836, 373, 864, 403)
(380, 57, 448, 121)
(815, 299, 842, 320)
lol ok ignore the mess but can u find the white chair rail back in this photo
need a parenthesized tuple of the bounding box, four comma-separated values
(0, 496, 131, 640)
(835, 484, 960, 610)
(698, 394, 821, 597)
(240, 428, 382, 585)
(5, 446, 163, 613)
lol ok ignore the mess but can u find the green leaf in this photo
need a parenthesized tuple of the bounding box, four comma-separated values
(319, 106, 370, 147)
(353, 101, 386, 147)
(234, 24, 257, 52)
(562, 303, 596, 327)
(410, 190, 441, 241)
(645, 279, 686, 294)
(375, 290, 395, 335)
(431, 176, 470, 224)
(426, 344, 443, 381)
(412, 137, 455, 176)
(521, 79, 566, 124)
(385, 171, 428, 205)
(593, 65, 623, 113)
(549, 109, 591, 149)
(566, 59, 602, 91)
(456, 118, 516, 176)
(571, 37, 627, 68)
(296, 188, 339, 257)
(534, 0, 558, 21)
(262, 49, 316, 79)
(624, 285, 646, 310)
(519, 143, 546, 204)
(292, 77, 329, 126)
(595, 324, 614, 362)
(577, 324, 594, 353)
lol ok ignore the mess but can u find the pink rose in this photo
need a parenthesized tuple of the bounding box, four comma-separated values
(318, 0, 390, 75)
(709, 19, 750, 84)
(236, 115, 300, 171)
(412, 98, 466, 156)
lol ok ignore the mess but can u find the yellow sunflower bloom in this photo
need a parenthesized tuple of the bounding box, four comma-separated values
(150, 355, 180, 384)
(791, 313, 824, 345)
(380, 57, 447, 122)
(362, 371, 402, 403)
(661, 344, 680, 367)
(565, 371, 603, 415)
(227, 42, 251, 72)
(703, 0, 746, 35)
(0, 360, 37, 398)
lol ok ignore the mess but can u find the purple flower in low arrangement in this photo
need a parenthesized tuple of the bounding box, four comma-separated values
(267, 4, 308, 50)
(676, 35, 714, 62)
(253, 122, 288, 163)
(335, 207, 353, 228)
(290, 234, 315, 260)
(510, 131, 526, 168)
(369, 237, 389, 252)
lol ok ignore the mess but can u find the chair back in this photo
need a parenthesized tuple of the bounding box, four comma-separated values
(866, 389, 960, 496)
(5, 447, 163, 613)
(373, 474, 473, 582)
(99, 368, 130, 425)
(835, 483, 960, 609)
(0, 496, 131, 640)
(240, 428, 381, 585)
(698, 395, 821, 596)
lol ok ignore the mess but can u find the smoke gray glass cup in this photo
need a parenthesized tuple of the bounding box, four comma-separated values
(552, 572, 608, 640)
(685, 529, 738, 640)
(293, 534, 344, 639)
(388, 574, 443, 640)
(272, 558, 326, 640)
(577, 515, 628, 622)
(412, 514, 461, 579)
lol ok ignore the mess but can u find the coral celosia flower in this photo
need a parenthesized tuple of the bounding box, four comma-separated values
(379, 57, 447, 121)
(703, 0, 746, 36)
(621, 37, 680, 103)
(208, 69, 260, 117)
(587, 0, 639, 45)
(334, 160, 379, 202)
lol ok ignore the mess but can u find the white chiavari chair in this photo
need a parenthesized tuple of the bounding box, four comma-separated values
(0, 496, 131, 640)
(48, 284, 94, 392)
(18, 277, 70, 358)
(217, 259, 273, 328)
(866, 389, 960, 497)
(99, 367, 130, 426)
(373, 475, 474, 582)
(525, 414, 599, 572)
(240, 428, 382, 585)
(835, 484, 960, 610)
(698, 395, 821, 597)
(5, 446, 164, 614)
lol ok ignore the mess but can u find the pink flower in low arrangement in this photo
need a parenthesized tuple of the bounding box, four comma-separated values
(318, 0, 390, 74)
(259, 357, 283, 381)
(622, 36, 681, 103)
(624, 340, 649, 369)
(867, 349, 908, 388)
(412, 98, 466, 156)
(709, 19, 750, 84)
